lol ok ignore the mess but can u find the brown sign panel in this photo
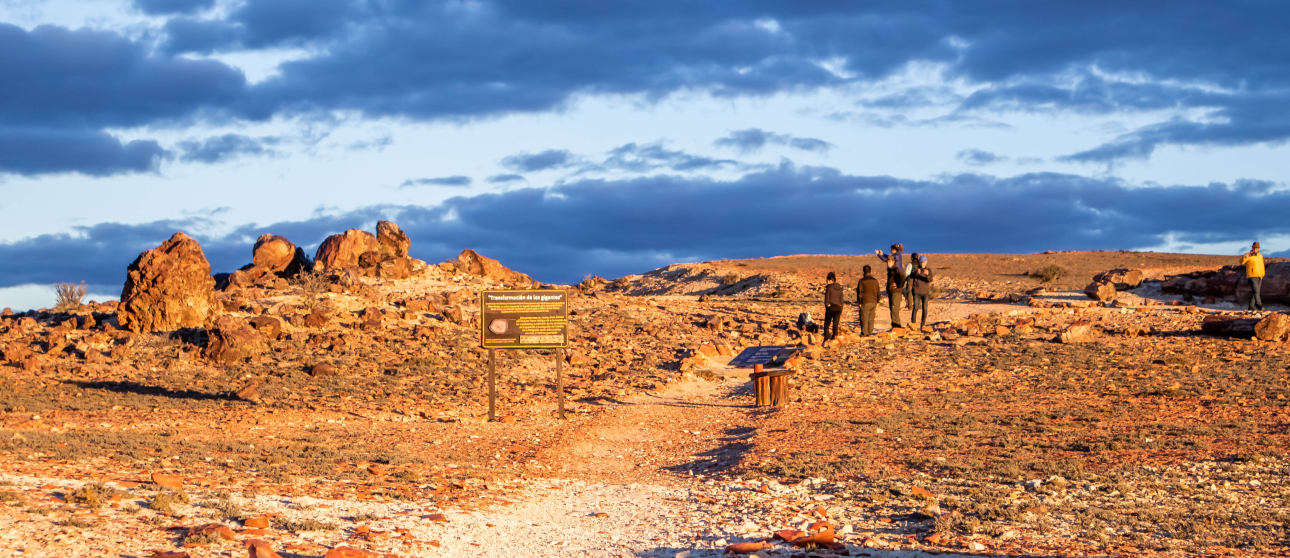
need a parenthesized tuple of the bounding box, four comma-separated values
(479, 289, 569, 349)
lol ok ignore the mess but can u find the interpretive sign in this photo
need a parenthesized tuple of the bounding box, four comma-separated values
(728, 346, 787, 368)
(479, 289, 569, 349)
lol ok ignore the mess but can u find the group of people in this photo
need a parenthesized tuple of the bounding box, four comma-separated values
(821, 244, 933, 341)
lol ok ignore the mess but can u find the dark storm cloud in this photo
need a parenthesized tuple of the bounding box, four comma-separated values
(713, 128, 833, 154)
(0, 128, 167, 176)
(134, 0, 215, 16)
(399, 176, 473, 188)
(10, 2, 1290, 174)
(177, 134, 280, 163)
(5, 167, 1285, 294)
(956, 149, 1007, 166)
(500, 150, 576, 173)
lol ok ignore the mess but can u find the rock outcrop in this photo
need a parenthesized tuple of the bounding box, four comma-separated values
(1200, 315, 1259, 338)
(377, 220, 410, 258)
(205, 315, 268, 364)
(315, 229, 379, 270)
(1162, 262, 1290, 305)
(1092, 269, 1145, 290)
(454, 249, 534, 286)
(118, 232, 221, 333)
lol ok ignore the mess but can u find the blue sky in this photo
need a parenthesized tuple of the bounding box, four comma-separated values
(1, 0, 1288, 309)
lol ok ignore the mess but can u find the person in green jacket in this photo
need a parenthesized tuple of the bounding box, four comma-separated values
(1241, 242, 1265, 312)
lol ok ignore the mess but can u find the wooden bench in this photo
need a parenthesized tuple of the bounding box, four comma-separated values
(749, 364, 795, 406)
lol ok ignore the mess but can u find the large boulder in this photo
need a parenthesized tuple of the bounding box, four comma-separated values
(118, 232, 221, 333)
(252, 234, 296, 273)
(1083, 280, 1118, 302)
(377, 220, 411, 258)
(1255, 313, 1289, 342)
(1163, 262, 1290, 304)
(315, 229, 379, 270)
(205, 315, 268, 363)
(1200, 315, 1259, 338)
(454, 249, 534, 286)
(1092, 269, 1145, 290)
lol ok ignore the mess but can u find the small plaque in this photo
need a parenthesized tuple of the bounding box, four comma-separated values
(728, 346, 787, 368)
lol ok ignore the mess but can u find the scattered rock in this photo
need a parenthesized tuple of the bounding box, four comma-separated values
(1093, 268, 1145, 290)
(150, 471, 182, 488)
(1083, 280, 1118, 302)
(246, 539, 284, 558)
(1255, 313, 1289, 342)
(205, 315, 269, 364)
(1201, 315, 1259, 338)
(310, 363, 340, 377)
(118, 232, 221, 333)
(1059, 320, 1096, 343)
(253, 234, 297, 273)
(248, 315, 283, 340)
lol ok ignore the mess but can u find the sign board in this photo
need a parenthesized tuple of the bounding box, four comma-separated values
(480, 289, 569, 349)
(728, 346, 786, 368)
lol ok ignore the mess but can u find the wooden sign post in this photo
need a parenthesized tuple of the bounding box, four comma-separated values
(480, 289, 570, 420)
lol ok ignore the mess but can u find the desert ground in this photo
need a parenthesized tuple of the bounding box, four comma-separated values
(2, 232, 1289, 558)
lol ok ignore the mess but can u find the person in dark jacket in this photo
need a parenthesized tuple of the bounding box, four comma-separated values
(855, 265, 881, 336)
(823, 272, 844, 341)
(885, 257, 905, 329)
(876, 244, 911, 307)
(908, 255, 934, 328)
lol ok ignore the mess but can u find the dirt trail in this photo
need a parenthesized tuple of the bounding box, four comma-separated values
(547, 378, 755, 482)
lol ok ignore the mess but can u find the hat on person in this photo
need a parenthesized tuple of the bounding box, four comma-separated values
(1253, 242, 1261, 249)
(919, 255, 928, 263)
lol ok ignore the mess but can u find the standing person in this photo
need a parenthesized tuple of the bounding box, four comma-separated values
(1242, 242, 1266, 312)
(876, 244, 911, 307)
(856, 265, 881, 336)
(885, 257, 906, 329)
(823, 272, 844, 341)
(909, 255, 934, 328)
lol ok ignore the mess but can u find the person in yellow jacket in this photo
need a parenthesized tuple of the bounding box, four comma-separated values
(1241, 242, 1265, 311)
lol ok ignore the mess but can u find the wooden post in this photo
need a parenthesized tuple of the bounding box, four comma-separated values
(770, 375, 790, 406)
(556, 348, 565, 420)
(751, 364, 770, 406)
(488, 348, 497, 422)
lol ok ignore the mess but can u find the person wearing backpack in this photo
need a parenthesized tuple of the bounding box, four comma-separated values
(876, 244, 912, 308)
(823, 272, 844, 341)
(885, 256, 906, 329)
(909, 255, 934, 328)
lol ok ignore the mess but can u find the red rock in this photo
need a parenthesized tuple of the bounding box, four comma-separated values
(774, 530, 805, 541)
(697, 344, 718, 358)
(205, 316, 268, 364)
(240, 528, 272, 536)
(310, 363, 339, 377)
(150, 552, 189, 558)
(245, 539, 284, 558)
(304, 309, 329, 328)
(1, 342, 32, 364)
(323, 548, 374, 558)
(925, 533, 944, 545)
(911, 485, 935, 498)
(790, 528, 835, 547)
(119, 232, 220, 333)
(1083, 280, 1118, 302)
(375, 256, 414, 280)
(376, 220, 411, 258)
(252, 235, 296, 273)
(315, 230, 379, 270)
(994, 325, 1011, 336)
(1255, 313, 1289, 342)
(1059, 320, 1097, 343)
(725, 542, 768, 554)
(1092, 268, 1145, 290)
(426, 513, 448, 522)
(187, 523, 235, 541)
(453, 249, 533, 286)
(151, 471, 183, 488)
(248, 316, 282, 340)
(244, 516, 270, 529)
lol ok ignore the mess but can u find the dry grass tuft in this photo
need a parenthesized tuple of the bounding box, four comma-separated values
(1030, 264, 1066, 283)
(54, 281, 87, 311)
